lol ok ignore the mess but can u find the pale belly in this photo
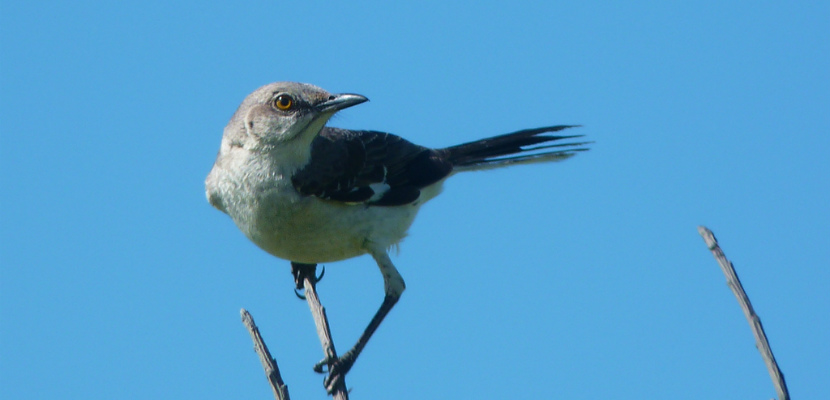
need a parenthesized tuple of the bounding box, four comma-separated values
(237, 186, 425, 264)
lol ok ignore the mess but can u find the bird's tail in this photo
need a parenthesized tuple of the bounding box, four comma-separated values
(443, 125, 590, 173)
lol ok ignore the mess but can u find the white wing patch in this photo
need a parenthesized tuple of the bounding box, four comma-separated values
(367, 165, 390, 202)
(368, 182, 392, 202)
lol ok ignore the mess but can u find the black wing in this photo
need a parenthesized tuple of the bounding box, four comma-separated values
(291, 128, 453, 206)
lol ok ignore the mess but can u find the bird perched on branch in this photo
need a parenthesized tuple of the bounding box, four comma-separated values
(205, 82, 589, 390)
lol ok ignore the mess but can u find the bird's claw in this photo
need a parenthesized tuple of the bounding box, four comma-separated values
(291, 265, 326, 301)
(294, 288, 307, 300)
(314, 351, 356, 394)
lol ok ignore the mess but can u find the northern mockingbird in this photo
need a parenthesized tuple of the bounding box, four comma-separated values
(205, 82, 589, 389)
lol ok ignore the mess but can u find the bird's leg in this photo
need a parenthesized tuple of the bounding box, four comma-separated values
(319, 251, 405, 392)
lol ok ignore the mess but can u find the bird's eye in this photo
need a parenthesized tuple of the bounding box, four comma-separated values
(273, 94, 294, 111)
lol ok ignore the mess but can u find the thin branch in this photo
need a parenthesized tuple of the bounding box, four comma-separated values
(697, 226, 789, 400)
(292, 263, 350, 399)
(241, 309, 291, 400)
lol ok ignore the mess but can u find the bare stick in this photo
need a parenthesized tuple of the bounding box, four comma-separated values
(697, 226, 789, 400)
(241, 309, 291, 400)
(292, 263, 350, 399)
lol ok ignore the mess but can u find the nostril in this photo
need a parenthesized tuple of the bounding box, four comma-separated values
(328, 95, 336, 100)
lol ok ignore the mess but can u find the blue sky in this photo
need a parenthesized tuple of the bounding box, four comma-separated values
(2, 1, 828, 399)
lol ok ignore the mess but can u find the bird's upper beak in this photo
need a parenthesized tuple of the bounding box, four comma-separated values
(316, 93, 369, 113)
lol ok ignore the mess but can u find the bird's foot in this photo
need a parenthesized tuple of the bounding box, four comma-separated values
(314, 350, 356, 394)
(290, 263, 325, 300)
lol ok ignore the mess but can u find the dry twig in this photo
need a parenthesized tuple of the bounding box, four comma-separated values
(292, 262, 350, 399)
(698, 226, 789, 400)
(241, 263, 350, 399)
(241, 309, 291, 400)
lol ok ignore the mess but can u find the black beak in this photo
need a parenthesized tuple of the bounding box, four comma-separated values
(316, 93, 369, 113)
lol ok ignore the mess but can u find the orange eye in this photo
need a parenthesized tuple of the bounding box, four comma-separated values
(273, 94, 294, 111)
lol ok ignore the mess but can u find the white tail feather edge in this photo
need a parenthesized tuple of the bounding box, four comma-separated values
(451, 151, 578, 173)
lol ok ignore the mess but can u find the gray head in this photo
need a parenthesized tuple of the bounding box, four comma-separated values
(222, 82, 368, 150)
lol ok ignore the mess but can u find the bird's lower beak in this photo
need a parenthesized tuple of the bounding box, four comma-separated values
(316, 93, 369, 113)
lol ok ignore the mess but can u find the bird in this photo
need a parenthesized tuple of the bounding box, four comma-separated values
(205, 81, 589, 390)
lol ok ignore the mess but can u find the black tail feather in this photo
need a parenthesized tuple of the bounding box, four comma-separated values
(444, 125, 589, 168)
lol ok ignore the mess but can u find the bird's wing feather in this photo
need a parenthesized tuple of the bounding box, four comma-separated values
(291, 128, 452, 206)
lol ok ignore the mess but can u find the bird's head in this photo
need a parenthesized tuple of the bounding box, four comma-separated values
(222, 82, 368, 151)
